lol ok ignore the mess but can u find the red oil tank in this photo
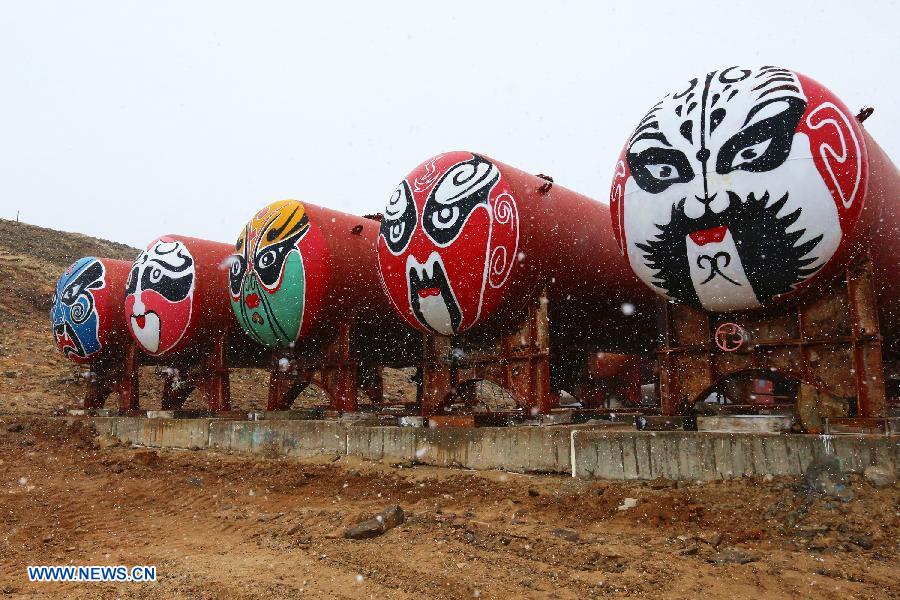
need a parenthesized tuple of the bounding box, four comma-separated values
(125, 235, 267, 366)
(609, 65, 900, 340)
(51, 257, 131, 364)
(376, 151, 656, 351)
(228, 199, 419, 364)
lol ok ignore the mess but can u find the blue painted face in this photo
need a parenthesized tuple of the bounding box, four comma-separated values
(51, 257, 106, 361)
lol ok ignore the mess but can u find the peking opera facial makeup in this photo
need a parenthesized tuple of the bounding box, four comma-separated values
(125, 237, 196, 355)
(609, 66, 866, 312)
(377, 151, 520, 335)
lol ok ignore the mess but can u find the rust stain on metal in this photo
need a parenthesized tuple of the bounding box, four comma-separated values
(657, 255, 887, 418)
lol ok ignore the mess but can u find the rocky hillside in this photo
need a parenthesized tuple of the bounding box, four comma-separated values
(0, 218, 138, 321)
(0, 219, 141, 413)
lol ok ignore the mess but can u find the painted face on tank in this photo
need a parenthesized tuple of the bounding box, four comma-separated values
(377, 151, 519, 335)
(610, 66, 866, 312)
(50, 257, 107, 362)
(125, 238, 195, 355)
(229, 200, 311, 347)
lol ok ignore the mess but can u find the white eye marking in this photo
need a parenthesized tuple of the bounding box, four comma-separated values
(384, 186, 408, 219)
(646, 164, 681, 181)
(730, 138, 772, 169)
(435, 162, 496, 204)
(431, 206, 460, 229)
(149, 268, 163, 283)
(389, 222, 405, 243)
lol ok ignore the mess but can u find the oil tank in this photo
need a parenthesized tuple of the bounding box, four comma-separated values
(228, 199, 418, 363)
(125, 235, 266, 365)
(609, 65, 899, 338)
(51, 257, 131, 364)
(376, 151, 655, 351)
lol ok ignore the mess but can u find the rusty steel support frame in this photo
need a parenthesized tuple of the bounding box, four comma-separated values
(83, 343, 141, 412)
(577, 354, 642, 409)
(160, 333, 232, 412)
(658, 255, 886, 417)
(266, 322, 386, 412)
(198, 333, 231, 412)
(420, 292, 556, 417)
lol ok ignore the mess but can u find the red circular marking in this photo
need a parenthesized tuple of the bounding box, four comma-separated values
(715, 322, 747, 352)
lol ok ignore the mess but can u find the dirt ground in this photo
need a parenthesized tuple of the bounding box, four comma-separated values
(0, 417, 896, 599)
(0, 219, 898, 598)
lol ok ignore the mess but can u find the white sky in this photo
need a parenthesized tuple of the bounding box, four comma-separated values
(2, 1, 898, 248)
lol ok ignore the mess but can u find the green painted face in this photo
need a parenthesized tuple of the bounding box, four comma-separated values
(231, 251, 305, 347)
(229, 200, 310, 348)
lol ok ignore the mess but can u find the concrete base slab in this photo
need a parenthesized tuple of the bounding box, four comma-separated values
(340, 412, 398, 425)
(698, 415, 794, 433)
(68, 409, 122, 417)
(577, 420, 638, 431)
(104, 417, 212, 449)
(208, 420, 346, 457)
(74, 416, 900, 481)
(635, 415, 696, 431)
(146, 410, 247, 420)
(826, 418, 895, 435)
(248, 409, 327, 421)
(525, 410, 574, 426)
(146, 410, 187, 419)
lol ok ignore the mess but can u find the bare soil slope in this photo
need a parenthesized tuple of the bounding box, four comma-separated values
(0, 219, 141, 414)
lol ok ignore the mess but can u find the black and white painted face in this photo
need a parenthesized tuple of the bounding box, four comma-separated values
(377, 152, 519, 336)
(125, 238, 196, 355)
(613, 66, 860, 312)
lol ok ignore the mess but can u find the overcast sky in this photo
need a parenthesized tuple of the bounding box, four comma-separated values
(2, 1, 898, 248)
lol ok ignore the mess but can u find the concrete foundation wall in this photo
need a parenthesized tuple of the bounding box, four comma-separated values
(87, 417, 900, 481)
(208, 420, 347, 458)
(571, 431, 898, 480)
(345, 425, 573, 473)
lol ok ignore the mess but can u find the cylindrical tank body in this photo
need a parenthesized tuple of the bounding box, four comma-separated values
(125, 235, 267, 365)
(864, 133, 900, 345)
(609, 65, 900, 338)
(376, 151, 655, 350)
(50, 257, 131, 364)
(228, 200, 418, 363)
